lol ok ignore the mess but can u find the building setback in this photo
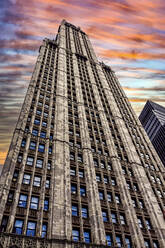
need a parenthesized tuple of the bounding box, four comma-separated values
(0, 20, 165, 248)
(139, 100, 165, 167)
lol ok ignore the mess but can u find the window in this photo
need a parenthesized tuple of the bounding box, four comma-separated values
(70, 167, 76, 176)
(33, 176, 41, 187)
(48, 146, 52, 154)
(80, 186, 86, 196)
(72, 229, 79, 241)
(17, 154, 23, 163)
(99, 191, 104, 200)
(26, 156, 34, 166)
(26, 221, 36, 236)
(32, 129, 38, 136)
(116, 235, 122, 247)
(44, 198, 49, 211)
(40, 131, 46, 138)
(138, 217, 143, 228)
(96, 174, 101, 182)
(139, 199, 144, 208)
(125, 237, 132, 248)
(127, 182, 131, 190)
(42, 121, 47, 127)
(34, 118, 40, 125)
(7, 191, 14, 203)
(132, 198, 137, 207)
(107, 192, 112, 202)
(84, 230, 90, 243)
(111, 212, 117, 223)
(153, 241, 159, 248)
(13, 170, 19, 182)
(82, 206, 88, 218)
(29, 141, 36, 150)
(145, 219, 152, 230)
(133, 183, 138, 191)
(0, 216, 8, 232)
(18, 194, 28, 208)
(47, 161, 51, 170)
(144, 240, 150, 248)
(94, 159, 98, 167)
(102, 210, 108, 222)
(79, 169, 84, 178)
(42, 223, 47, 238)
(45, 178, 50, 188)
(101, 161, 105, 168)
(115, 194, 121, 204)
(70, 153, 75, 161)
(106, 234, 112, 246)
(120, 214, 126, 225)
(104, 176, 108, 184)
(38, 144, 45, 153)
(23, 174, 31, 185)
(13, 219, 23, 235)
(30, 196, 39, 210)
(36, 109, 42, 115)
(78, 154, 83, 163)
(72, 204, 78, 216)
(111, 178, 116, 186)
(71, 184, 77, 194)
(21, 139, 26, 148)
(36, 158, 43, 168)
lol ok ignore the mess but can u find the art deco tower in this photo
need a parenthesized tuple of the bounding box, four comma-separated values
(0, 20, 164, 248)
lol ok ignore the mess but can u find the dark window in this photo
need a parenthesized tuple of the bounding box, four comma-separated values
(111, 178, 116, 186)
(78, 154, 83, 163)
(13, 170, 19, 182)
(138, 217, 143, 228)
(70, 153, 75, 161)
(48, 146, 52, 154)
(26, 221, 36, 236)
(13, 219, 23, 235)
(72, 204, 78, 216)
(0, 216, 8, 232)
(17, 154, 23, 163)
(145, 219, 152, 230)
(21, 139, 26, 148)
(115, 194, 121, 204)
(47, 161, 51, 170)
(18, 194, 28, 208)
(30, 196, 39, 210)
(120, 214, 126, 225)
(104, 176, 108, 184)
(7, 191, 14, 204)
(107, 192, 112, 202)
(96, 174, 101, 182)
(144, 240, 150, 248)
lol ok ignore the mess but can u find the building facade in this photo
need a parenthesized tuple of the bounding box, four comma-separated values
(139, 100, 165, 167)
(0, 20, 165, 248)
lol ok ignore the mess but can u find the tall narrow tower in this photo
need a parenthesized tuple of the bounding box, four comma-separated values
(0, 20, 164, 248)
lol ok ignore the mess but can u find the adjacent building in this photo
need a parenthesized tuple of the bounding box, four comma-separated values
(139, 100, 165, 166)
(0, 20, 165, 248)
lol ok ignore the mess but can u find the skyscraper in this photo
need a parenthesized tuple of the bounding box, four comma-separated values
(0, 20, 164, 248)
(139, 100, 165, 167)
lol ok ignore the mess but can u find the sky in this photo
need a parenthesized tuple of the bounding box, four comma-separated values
(0, 0, 165, 167)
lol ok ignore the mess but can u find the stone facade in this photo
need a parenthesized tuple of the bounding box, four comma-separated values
(0, 20, 164, 248)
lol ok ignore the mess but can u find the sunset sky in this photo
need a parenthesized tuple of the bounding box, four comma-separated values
(1, 0, 165, 167)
